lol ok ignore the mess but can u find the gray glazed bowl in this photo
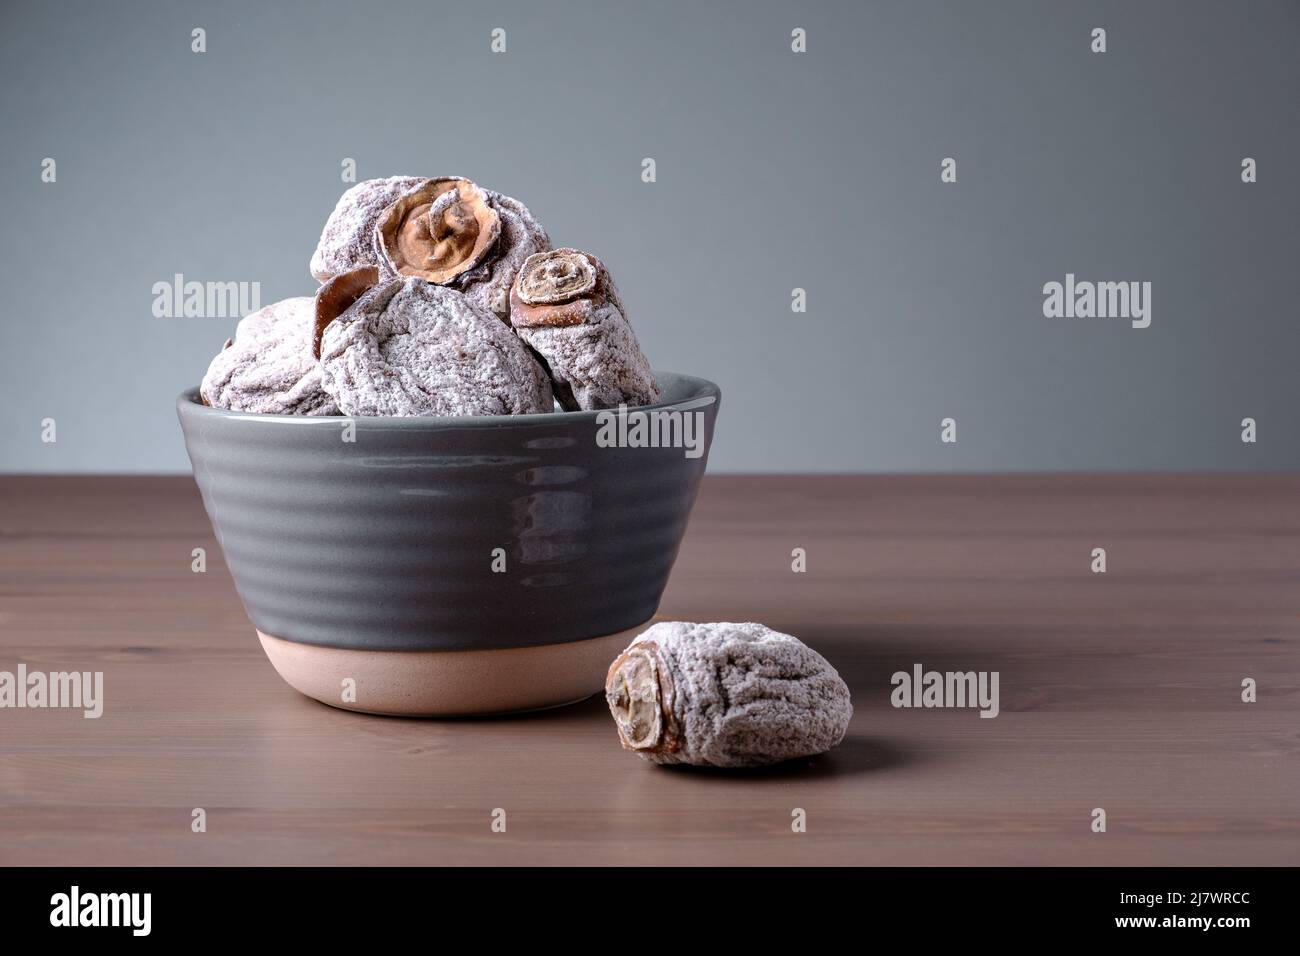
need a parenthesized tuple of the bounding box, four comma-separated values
(177, 372, 720, 714)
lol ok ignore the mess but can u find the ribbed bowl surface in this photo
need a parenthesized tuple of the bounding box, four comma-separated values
(177, 372, 719, 652)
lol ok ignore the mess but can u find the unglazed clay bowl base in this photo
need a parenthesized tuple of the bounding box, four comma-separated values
(258, 621, 654, 717)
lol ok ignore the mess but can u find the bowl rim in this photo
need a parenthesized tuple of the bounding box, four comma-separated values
(178, 369, 720, 430)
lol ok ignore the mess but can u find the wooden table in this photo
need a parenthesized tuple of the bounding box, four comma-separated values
(1, 475, 1296, 866)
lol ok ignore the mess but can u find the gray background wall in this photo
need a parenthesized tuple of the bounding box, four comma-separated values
(1, 0, 1296, 473)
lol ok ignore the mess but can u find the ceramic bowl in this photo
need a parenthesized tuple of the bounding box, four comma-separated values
(176, 371, 720, 715)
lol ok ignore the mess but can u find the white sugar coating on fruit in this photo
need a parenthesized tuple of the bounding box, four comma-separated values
(318, 278, 553, 417)
(521, 305, 660, 410)
(509, 249, 659, 410)
(607, 621, 853, 768)
(200, 297, 338, 415)
(309, 175, 427, 282)
(449, 188, 550, 322)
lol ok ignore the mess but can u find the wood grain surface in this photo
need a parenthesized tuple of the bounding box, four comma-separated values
(1, 475, 1297, 866)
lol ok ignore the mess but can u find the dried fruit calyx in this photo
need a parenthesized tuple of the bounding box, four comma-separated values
(512, 248, 601, 324)
(313, 265, 379, 359)
(605, 622, 854, 768)
(606, 642, 681, 755)
(510, 248, 611, 328)
(375, 179, 500, 284)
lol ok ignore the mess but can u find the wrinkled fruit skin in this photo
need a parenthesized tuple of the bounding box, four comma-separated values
(450, 188, 550, 323)
(310, 176, 428, 282)
(510, 249, 660, 410)
(313, 265, 381, 360)
(318, 276, 553, 417)
(606, 622, 853, 768)
(200, 297, 339, 415)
